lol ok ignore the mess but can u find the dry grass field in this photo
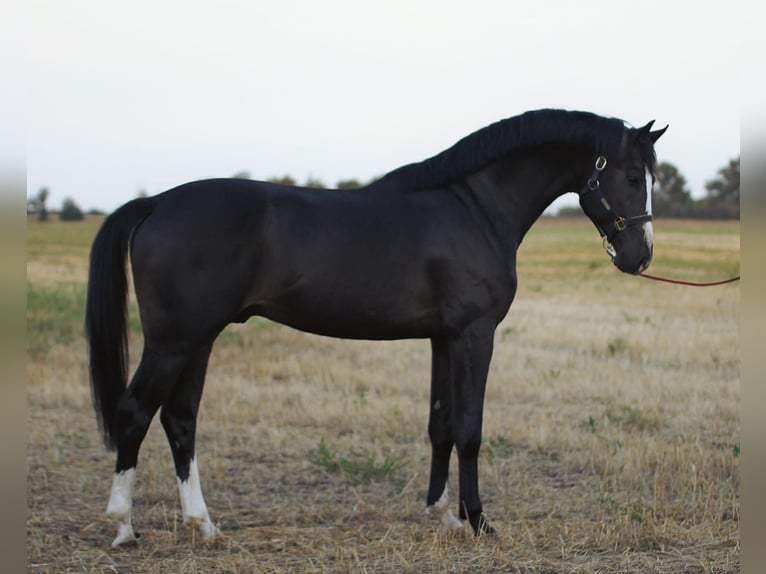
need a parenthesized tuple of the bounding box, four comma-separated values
(27, 216, 740, 573)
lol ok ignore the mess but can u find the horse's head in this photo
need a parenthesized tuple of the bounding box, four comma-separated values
(579, 120, 668, 274)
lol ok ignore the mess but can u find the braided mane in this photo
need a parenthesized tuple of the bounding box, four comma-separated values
(376, 109, 655, 192)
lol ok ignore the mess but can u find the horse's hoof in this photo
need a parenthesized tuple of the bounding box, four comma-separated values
(111, 524, 140, 547)
(185, 515, 220, 540)
(425, 486, 466, 532)
(425, 503, 465, 531)
(470, 514, 497, 537)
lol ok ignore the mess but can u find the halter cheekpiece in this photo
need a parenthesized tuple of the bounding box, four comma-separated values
(578, 155, 653, 257)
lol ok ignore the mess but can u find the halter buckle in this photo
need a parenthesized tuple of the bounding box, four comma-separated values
(586, 156, 608, 191)
(614, 217, 627, 231)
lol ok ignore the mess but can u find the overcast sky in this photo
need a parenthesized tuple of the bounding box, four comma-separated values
(27, 0, 740, 214)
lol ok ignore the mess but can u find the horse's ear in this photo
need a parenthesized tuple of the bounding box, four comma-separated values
(634, 120, 655, 140)
(649, 124, 669, 143)
(634, 120, 667, 144)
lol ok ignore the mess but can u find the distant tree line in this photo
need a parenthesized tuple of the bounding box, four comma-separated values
(235, 171, 373, 190)
(652, 157, 739, 219)
(26, 188, 95, 221)
(29, 157, 739, 221)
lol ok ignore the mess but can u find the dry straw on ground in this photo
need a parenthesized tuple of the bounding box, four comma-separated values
(27, 218, 739, 573)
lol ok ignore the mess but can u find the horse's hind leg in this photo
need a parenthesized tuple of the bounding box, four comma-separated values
(106, 346, 189, 546)
(159, 343, 218, 539)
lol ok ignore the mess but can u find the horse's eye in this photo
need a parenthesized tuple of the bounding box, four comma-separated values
(627, 175, 642, 186)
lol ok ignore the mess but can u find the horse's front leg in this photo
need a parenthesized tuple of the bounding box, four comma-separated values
(425, 337, 463, 530)
(451, 325, 496, 536)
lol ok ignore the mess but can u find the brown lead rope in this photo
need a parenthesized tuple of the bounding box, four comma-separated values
(638, 273, 740, 287)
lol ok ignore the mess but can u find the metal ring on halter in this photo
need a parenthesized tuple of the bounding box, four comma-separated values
(586, 156, 608, 190)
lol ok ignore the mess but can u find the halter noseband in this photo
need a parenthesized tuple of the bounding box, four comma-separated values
(578, 155, 653, 257)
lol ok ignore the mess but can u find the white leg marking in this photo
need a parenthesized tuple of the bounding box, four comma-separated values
(643, 166, 654, 249)
(178, 458, 218, 539)
(425, 484, 465, 531)
(106, 468, 137, 546)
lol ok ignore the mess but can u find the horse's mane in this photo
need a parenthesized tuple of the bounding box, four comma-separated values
(374, 109, 656, 192)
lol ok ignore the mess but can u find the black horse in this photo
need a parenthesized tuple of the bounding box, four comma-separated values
(86, 109, 666, 546)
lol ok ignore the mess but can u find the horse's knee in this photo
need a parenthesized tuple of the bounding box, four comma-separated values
(428, 414, 453, 450)
(429, 431, 453, 453)
(455, 433, 482, 460)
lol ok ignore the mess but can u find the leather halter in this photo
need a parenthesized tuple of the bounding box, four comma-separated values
(578, 156, 653, 255)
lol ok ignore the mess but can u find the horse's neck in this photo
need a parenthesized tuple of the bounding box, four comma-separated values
(465, 146, 592, 245)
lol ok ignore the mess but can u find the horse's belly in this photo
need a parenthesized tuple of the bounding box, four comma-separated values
(257, 291, 441, 341)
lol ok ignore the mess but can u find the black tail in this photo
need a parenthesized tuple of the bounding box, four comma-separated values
(85, 197, 157, 450)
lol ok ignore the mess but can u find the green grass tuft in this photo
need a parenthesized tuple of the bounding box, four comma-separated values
(606, 337, 628, 356)
(309, 437, 406, 484)
(26, 282, 87, 357)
